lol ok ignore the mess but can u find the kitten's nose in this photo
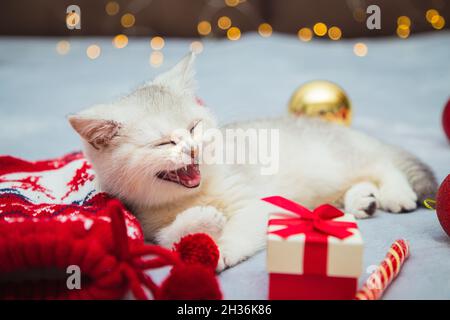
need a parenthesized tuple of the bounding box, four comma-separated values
(190, 146, 198, 159)
(181, 141, 199, 160)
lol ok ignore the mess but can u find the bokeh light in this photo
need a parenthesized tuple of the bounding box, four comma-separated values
(426, 9, 439, 23)
(86, 45, 101, 60)
(432, 16, 446, 29)
(121, 13, 135, 28)
(150, 51, 164, 67)
(190, 41, 204, 54)
(396, 26, 410, 39)
(66, 12, 80, 28)
(297, 28, 312, 41)
(227, 27, 241, 41)
(197, 21, 212, 36)
(328, 26, 342, 40)
(105, 1, 120, 16)
(150, 36, 165, 50)
(396, 15, 411, 39)
(56, 40, 70, 55)
(112, 34, 128, 48)
(353, 8, 366, 22)
(313, 22, 327, 36)
(353, 42, 368, 57)
(258, 23, 273, 37)
(225, 0, 239, 7)
(217, 16, 232, 30)
(397, 16, 411, 27)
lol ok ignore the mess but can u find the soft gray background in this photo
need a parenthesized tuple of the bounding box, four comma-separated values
(1, 33, 449, 299)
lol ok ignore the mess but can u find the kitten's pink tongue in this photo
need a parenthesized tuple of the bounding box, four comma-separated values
(175, 164, 201, 187)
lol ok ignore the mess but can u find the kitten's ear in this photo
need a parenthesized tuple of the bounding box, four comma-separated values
(153, 51, 196, 94)
(68, 115, 121, 150)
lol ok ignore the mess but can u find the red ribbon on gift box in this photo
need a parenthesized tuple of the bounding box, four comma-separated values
(262, 196, 357, 275)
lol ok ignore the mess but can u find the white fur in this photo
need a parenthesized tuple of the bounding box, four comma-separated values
(69, 53, 426, 272)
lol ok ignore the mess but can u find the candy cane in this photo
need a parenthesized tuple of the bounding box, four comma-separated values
(355, 239, 410, 300)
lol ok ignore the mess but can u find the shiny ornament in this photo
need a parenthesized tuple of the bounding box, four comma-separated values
(442, 98, 450, 141)
(436, 175, 450, 237)
(288, 80, 352, 126)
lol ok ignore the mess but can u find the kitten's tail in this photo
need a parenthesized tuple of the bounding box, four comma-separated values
(390, 148, 438, 204)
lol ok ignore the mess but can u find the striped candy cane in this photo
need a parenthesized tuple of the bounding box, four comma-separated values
(355, 239, 410, 300)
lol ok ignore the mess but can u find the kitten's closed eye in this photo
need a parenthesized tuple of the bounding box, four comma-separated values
(154, 140, 176, 147)
(153, 120, 202, 147)
(190, 120, 201, 134)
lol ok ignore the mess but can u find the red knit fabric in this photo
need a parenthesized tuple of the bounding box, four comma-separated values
(0, 152, 222, 300)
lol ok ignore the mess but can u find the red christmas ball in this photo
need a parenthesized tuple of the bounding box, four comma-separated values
(443, 99, 450, 141)
(173, 233, 219, 270)
(158, 264, 222, 300)
(436, 175, 450, 237)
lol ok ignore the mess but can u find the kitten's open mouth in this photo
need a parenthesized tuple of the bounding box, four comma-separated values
(156, 164, 201, 188)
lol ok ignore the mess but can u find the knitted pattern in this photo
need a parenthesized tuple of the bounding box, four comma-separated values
(0, 152, 181, 299)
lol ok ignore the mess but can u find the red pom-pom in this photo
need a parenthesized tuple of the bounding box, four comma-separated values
(437, 175, 450, 237)
(443, 99, 450, 141)
(173, 233, 219, 270)
(158, 264, 222, 300)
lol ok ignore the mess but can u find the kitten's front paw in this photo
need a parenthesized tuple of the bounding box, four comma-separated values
(156, 206, 226, 248)
(216, 239, 251, 272)
(379, 183, 417, 213)
(344, 182, 379, 219)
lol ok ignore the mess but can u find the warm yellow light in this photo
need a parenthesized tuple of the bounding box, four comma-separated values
(197, 21, 212, 36)
(313, 22, 327, 36)
(150, 36, 165, 50)
(396, 26, 410, 39)
(150, 51, 164, 67)
(218, 16, 232, 30)
(225, 0, 239, 7)
(353, 8, 365, 22)
(121, 13, 135, 28)
(426, 9, 439, 23)
(328, 26, 342, 40)
(297, 28, 312, 41)
(56, 40, 70, 55)
(66, 12, 80, 28)
(105, 1, 120, 16)
(86, 45, 101, 60)
(430, 15, 440, 24)
(432, 16, 446, 30)
(112, 34, 128, 49)
(353, 42, 368, 57)
(227, 27, 241, 41)
(190, 41, 204, 54)
(258, 23, 272, 37)
(397, 16, 411, 27)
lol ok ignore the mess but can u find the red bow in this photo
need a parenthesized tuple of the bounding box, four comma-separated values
(262, 196, 356, 240)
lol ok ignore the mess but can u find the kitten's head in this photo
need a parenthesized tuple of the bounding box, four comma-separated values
(69, 53, 217, 207)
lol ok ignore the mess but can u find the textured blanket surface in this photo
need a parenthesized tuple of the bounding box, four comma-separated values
(0, 33, 449, 299)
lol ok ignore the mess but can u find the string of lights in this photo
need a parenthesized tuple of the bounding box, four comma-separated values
(56, 1, 447, 66)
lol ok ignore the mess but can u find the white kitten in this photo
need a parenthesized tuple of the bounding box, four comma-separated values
(69, 53, 437, 271)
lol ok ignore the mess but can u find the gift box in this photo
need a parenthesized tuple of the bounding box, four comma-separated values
(263, 196, 364, 300)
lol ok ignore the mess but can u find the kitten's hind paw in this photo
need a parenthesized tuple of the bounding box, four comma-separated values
(344, 182, 379, 219)
(379, 183, 417, 213)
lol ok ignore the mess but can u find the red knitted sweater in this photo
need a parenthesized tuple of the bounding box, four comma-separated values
(0, 152, 221, 300)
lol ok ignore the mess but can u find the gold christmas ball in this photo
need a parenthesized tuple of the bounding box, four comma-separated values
(288, 80, 352, 126)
